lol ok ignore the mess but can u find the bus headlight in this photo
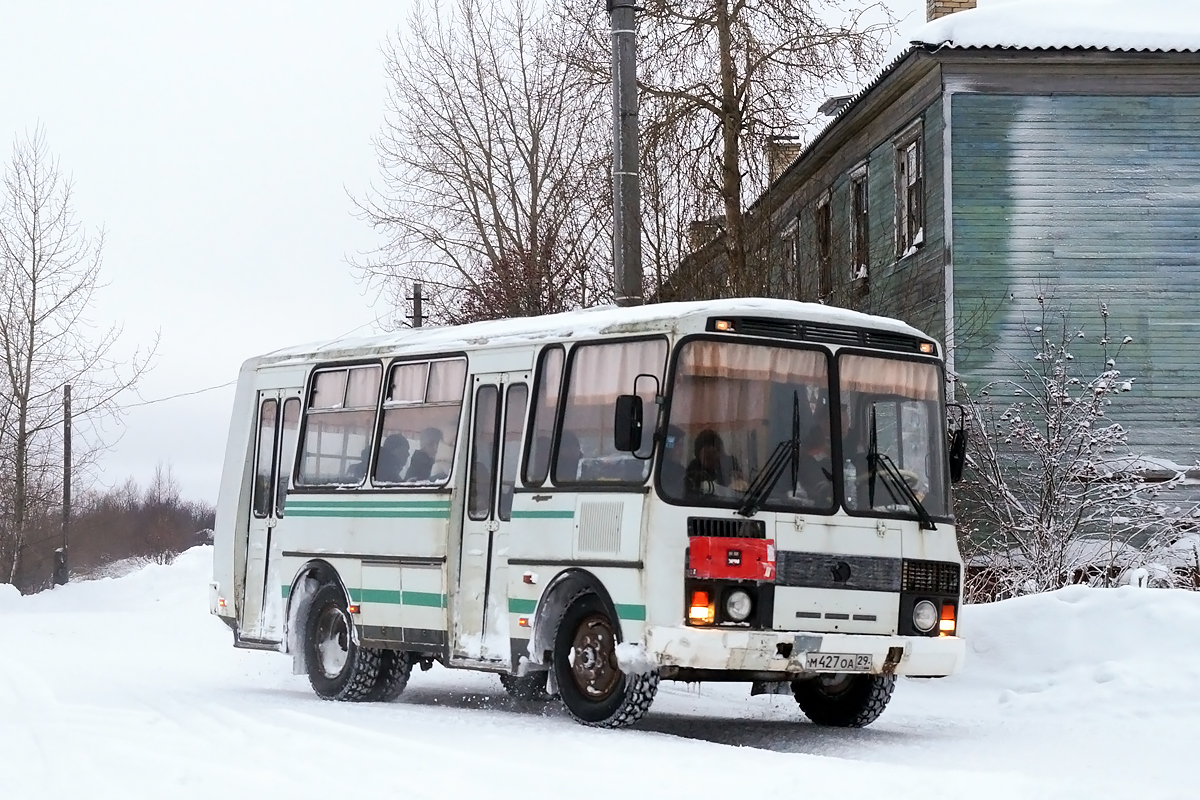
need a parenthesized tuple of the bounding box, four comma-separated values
(724, 589, 753, 622)
(913, 599, 938, 633)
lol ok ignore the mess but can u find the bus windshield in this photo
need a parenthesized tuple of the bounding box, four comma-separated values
(660, 340, 949, 521)
(660, 340, 836, 513)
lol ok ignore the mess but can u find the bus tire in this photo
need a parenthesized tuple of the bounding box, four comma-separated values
(365, 649, 414, 702)
(791, 673, 895, 727)
(499, 671, 550, 701)
(552, 593, 658, 728)
(303, 582, 381, 702)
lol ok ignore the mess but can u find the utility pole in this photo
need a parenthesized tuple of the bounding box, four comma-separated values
(55, 384, 71, 586)
(609, 0, 643, 307)
(407, 281, 425, 328)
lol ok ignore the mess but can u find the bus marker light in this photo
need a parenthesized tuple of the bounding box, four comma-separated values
(920, 341, 935, 354)
(348, 605, 360, 615)
(217, 597, 226, 609)
(518, 617, 530, 628)
(522, 571, 538, 585)
(714, 319, 734, 332)
(689, 591, 715, 625)
(939, 603, 956, 635)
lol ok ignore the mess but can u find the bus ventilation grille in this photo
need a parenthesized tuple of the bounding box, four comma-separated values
(730, 317, 927, 354)
(687, 517, 766, 539)
(901, 559, 961, 595)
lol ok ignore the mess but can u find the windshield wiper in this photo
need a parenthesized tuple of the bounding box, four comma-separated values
(866, 407, 936, 530)
(737, 391, 800, 518)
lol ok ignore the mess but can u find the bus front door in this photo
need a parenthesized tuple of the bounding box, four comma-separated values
(455, 372, 530, 663)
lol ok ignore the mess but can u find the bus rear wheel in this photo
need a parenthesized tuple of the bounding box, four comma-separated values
(792, 672, 895, 727)
(552, 593, 658, 728)
(303, 583, 381, 702)
(366, 649, 414, 702)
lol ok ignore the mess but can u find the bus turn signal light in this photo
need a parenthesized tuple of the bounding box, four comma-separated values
(689, 591, 715, 625)
(939, 603, 956, 635)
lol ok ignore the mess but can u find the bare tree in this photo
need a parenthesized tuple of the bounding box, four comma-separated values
(355, 0, 612, 324)
(557, 0, 893, 297)
(956, 297, 1199, 599)
(0, 128, 155, 584)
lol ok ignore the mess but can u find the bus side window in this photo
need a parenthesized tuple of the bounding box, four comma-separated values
(296, 365, 382, 486)
(275, 398, 301, 516)
(498, 384, 529, 520)
(374, 358, 467, 486)
(252, 399, 278, 518)
(555, 338, 667, 485)
(523, 345, 563, 487)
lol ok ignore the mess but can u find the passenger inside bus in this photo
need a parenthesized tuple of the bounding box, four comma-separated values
(794, 417, 834, 506)
(375, 434, 411, 483)
(405, 426, 443, 482)
(659, 426, 687, 498)
(684, 429, 746, 499)
(347, 445, 372, 483)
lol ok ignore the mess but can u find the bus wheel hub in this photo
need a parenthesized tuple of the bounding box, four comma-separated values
(570, 614, 620, 700)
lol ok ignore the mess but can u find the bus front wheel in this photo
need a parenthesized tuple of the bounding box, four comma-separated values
(303, 582, 382, 701)
(552, 593, 658, 728)
(792, 672, 895, 727)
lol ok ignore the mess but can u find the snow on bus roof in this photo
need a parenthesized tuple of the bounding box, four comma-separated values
(258, 298, 929, 365)
(910, 0, 1200, 52)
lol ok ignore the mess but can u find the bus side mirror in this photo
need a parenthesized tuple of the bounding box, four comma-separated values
(614, 395, 643, 452)
(948, 428, 967, 483)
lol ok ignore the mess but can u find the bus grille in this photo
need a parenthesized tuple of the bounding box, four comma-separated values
(725, 317, 930, 355)
(687, 517, 766, 539)
(901, 559, 961, 595)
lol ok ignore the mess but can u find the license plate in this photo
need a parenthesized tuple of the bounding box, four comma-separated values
(804, 652, 873, 672)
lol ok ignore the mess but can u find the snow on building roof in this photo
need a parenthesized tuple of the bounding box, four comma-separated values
(911, 0, 1200, 52)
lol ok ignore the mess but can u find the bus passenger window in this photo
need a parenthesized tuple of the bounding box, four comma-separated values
(523, 346, 564, 486)
(555, 338, 667, 485)
(375, 357, 467, 486)
(252, 399, 278, 517)
(468, 385, 500, 520)
(498, 384, 528, 520)
(296, 365, 382, 486)
(275, 398, 300, 516)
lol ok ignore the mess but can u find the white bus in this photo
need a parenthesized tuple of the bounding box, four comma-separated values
(210, 298, 967, 728)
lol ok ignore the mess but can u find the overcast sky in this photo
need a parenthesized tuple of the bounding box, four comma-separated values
(0, 0, 928, 504)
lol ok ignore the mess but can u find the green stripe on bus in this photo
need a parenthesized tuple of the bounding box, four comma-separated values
(355, 589, 403, 604)
(281, 584, 290, 599)
(615, 604, 646, 621)
(285, 509, 451, 519)
(403, 591, 446, 608)
(508, 598, 537, 614)
(509, 509, 575, 519)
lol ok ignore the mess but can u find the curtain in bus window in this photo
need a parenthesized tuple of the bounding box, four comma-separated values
(664, 341, 833, 511)
(275, 398, 300, 517)
(839, 355, 939, 400)
(499, 384, 528, 521)
(556, 339, 666, 484)
(297, 365, 381, 485)
(375, 358, 467, 486)
(253, 399, 278, 518)
(468, 385, 500, 520)
(523, 346, 564, 486)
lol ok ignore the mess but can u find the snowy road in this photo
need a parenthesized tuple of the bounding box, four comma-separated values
(2, 548, 1196, 800)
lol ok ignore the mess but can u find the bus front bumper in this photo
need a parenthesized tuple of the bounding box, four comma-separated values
(643, 625, 965, 678)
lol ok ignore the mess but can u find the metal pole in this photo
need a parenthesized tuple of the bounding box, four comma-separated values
(609, 0, 643, 307)
(412, 282, 424, 328)
(56, 384, 71, 586)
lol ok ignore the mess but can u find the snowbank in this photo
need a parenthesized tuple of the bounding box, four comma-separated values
(911, 0, 1200, 52)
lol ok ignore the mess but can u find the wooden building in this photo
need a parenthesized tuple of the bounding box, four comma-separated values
(680, 4, 1200, 467)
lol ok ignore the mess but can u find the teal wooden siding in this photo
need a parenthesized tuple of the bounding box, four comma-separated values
(951, 94, 1200, 465)
(791, 99, 947, 342)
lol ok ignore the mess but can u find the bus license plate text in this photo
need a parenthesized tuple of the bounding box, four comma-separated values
(804, 652, 873, 672)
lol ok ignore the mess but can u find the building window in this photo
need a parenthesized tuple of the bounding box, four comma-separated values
(850, 165, 869, 280)
(816, 192, 832, 300)
(895, 126, 924, 257)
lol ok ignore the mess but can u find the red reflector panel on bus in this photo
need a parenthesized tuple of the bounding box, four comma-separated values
(689, 537, 775, 581)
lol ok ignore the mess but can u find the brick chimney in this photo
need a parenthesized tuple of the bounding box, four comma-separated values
(927, 0, 976, 21)
(765, 139, 803, 183)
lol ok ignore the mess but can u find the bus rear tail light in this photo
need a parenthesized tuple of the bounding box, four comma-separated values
(689, 591, 715, 625)
(939, 603, 957, 635)
(689, 537, 775, 581)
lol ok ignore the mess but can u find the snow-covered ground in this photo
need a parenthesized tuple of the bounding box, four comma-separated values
(2, 548, 1197, 800)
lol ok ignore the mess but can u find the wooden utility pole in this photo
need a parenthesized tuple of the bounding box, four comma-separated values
(609, 0, 643, 307)
(55, 384, 71, 586)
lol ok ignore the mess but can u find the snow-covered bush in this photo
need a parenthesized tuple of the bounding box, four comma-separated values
(955, 298, 1199, 600)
